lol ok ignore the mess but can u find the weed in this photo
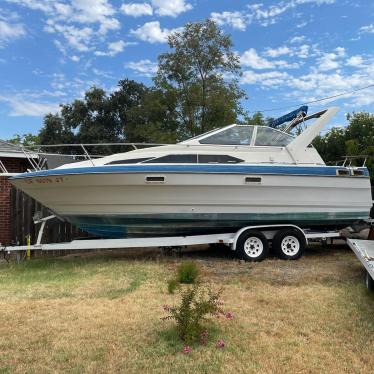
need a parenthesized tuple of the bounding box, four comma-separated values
(167, 278, 179, 294)
(176, 261, 199, 284)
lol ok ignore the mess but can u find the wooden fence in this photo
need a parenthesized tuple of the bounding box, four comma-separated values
(11, 187, 90, 248)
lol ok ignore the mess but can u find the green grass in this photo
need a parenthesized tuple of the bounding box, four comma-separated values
(0, 245, 373, 373)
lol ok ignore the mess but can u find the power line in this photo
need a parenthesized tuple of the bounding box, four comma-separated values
(248, 83, 374, 114)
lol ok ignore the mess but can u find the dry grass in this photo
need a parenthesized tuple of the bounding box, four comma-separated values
(0, 243, 373, 374)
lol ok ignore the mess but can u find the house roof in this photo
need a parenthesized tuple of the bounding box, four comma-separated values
(0, 140, 38, 159)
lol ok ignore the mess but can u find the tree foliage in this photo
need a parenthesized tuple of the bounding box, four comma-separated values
(313, 112, 374, 179)
(155, 19, 245, 138)
(7, 133, 40, 146)
(37, 79, 178, 153)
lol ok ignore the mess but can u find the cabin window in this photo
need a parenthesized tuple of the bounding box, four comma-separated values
(144, 154, 198, 163)
(105, 157, 154, 165)
(198, 155, 243, 164)
(199, 126, 254, 145)
(351, 169, 365, 176)
(336, 169, 350, 176)
(255, 127, 294, 147)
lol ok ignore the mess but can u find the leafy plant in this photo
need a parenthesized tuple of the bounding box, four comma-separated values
(162, 285, 224, 344)
(176, 261, 199, 284)
(167, 278, 179, 294)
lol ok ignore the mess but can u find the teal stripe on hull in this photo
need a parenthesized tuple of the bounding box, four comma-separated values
(66, 211, 369, 238)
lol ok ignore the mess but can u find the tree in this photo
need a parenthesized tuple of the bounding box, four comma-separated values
(36, 79, 178, 155)
(155, 19, 245, 139)
(242, 112, 274, 126)
(313, 127, 346, 164)
(7, 133, 40, 146)
(39, 113, 74, 145)
(313, 112, 374, 180)
(345, 112, 374, 179)
(111, 80, 178, 143)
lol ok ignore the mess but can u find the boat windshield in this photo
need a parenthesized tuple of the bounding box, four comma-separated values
(199, 126, 254, 145)
(255, 127, 294, 146)
(198, 125, 294, 146)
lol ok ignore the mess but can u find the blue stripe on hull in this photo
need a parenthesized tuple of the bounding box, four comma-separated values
(11, 164, 370, 179)
(66, 212, 369, 238)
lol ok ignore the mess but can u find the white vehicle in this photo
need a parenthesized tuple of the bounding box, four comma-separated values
(9, 107, 372, 244)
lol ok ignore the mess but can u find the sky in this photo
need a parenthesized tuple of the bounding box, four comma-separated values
(0, 0, 374, 139)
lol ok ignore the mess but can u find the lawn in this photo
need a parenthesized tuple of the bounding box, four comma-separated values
(0, 244, 373, 374)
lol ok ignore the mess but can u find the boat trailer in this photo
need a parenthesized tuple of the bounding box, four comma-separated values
(1, 215, 342, 263)
(347, 237, 374, 292)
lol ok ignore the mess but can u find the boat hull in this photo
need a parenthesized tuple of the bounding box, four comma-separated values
(65, 211, 369, 238)
(10, 164, 372, 238)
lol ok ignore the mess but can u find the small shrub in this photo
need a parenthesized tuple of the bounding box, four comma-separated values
(167, 278, 178, 294)
(176, 261, 199, 284)
(162, 284, 224, 344)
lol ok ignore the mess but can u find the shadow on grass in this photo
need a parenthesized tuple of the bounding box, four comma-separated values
(96, 271, 148, 299)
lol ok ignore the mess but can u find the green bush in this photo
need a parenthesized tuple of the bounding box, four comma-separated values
(162, 285, 223, 344)
(167, 278, 178, 294)
(176, 261, 199, 284)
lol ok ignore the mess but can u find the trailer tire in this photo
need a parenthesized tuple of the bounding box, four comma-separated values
(366, 271, 374, 292)
(236, 230, 269, 262)
(273, 229, 306, 260)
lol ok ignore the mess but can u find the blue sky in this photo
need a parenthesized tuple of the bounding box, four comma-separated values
(0, 0, 373, 139)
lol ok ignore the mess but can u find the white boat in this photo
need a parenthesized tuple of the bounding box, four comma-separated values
(10, 107, 372, 238)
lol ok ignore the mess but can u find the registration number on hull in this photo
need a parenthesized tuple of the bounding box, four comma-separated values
(24, 176, 65, 184)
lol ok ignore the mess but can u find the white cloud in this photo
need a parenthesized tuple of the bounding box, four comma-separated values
(239, 43, 374, 110)
(151, 0, 192, 17)
(316, 47, 345, 71)
(211, 0, 335, 30)
(0, 20, 25, 45)
(241, 70, 290, 86)
(346, 55, 364, 67)
(6, 0, 120, 53)
(121, 3, 153, 17)
(45, 22, 93, 52)
(125, 59, 158, 76)
(264, 46, 292, 58)
(298, 44, 311, 58)
(211, 11, 247, 31)
(95, 40, 130, 57)
(241, 48, 299, 70)
(359, 24, 374, 34)
(290, 35, 305, 44)
(0, 95, 59, 116)
(130, 21, 177, 43)
(5, 0, 52, 12)
(241, 48, 275, 69)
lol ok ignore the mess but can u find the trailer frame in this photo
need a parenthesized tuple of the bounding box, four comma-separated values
(0, 214, 342, 262)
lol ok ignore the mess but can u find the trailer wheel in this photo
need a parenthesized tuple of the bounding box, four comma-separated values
(366, 271, 374, 292)
(236, 230, 269, 261)
(273, 229, 306, 260)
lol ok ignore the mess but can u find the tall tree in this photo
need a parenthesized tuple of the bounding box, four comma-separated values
(155, 19, 245, 139)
